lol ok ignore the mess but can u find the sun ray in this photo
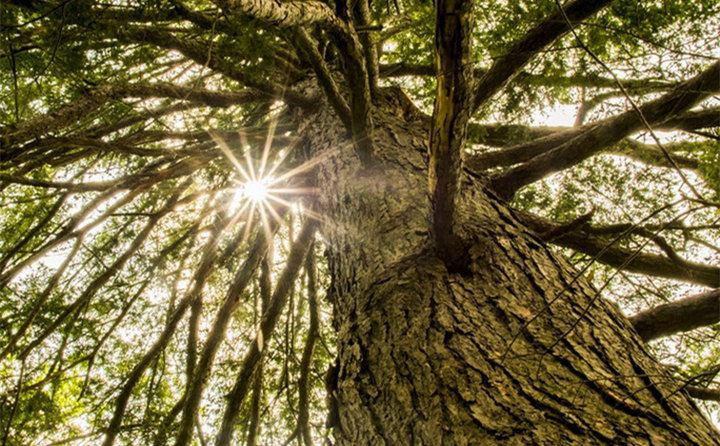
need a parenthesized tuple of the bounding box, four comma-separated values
(265, 194, 325, 222)
(264, 199, 285, 227)
(210, 130, 253, 183)
(255, 199, 278, 249)
(244, 141, 257, 182)
(271, 150, 336, 185)
(242, 200, 257, 243)
(213, 124, 330, 240)
(259, 111, 279, 178)
(265, 187, 319, 197)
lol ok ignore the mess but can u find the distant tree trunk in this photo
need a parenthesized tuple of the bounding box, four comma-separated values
(298, 90, 720, 444)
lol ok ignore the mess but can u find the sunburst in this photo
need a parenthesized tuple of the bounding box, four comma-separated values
(209, 128, 327, 242)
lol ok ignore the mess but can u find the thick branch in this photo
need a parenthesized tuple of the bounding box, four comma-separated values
(466, 106, 720, 171)
(629, 289, 720, 342)
(353, 0, 380, 93)
(687, 385, 720, 402)
(667, 107, 720, 131)
(514, 209, 720, 288)
(292, 28, 352, 128)
(491, 61, 720, 199)
(213, 0, 342, 28)
(609, 139, 700, 170)
(381, 62, 672, 91)
(429, 0, 474, 271)
(472, 0, 613, 113)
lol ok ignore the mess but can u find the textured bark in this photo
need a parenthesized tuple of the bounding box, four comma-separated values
(214, 0, 342, 28)
(298, 91, 720, 444)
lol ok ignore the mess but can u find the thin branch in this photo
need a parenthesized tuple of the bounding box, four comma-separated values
(292, 28, 352, 128)
(1, 82, 265, 152)
(297, 243, 318, 446)
(213, 218, 318, 446)
(119, 28, 314, 108)
(471, 0, 613, 113)
(0, 236, 82, 362)
(173, 214, 285, 446)
(246, 248, 272, 446)
(18, 183, 189, 361)
(102, 206, 237, 446)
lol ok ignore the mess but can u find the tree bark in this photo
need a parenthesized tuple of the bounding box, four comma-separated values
(298, 90, 720, 444)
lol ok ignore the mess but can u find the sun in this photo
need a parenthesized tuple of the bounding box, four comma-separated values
(241, 178, 270, 203)
(209, 128, 326, 237)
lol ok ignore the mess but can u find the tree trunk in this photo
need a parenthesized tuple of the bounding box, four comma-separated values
(297, 90, 719, 444)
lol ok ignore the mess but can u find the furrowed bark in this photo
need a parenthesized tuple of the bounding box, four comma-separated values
(214, 219, 318, 446)
(428, 0, 474, 272)
(490, 61, 720, 199)
(471, 0, 613, 113)
(299, 92, 719, 444)
(629, 289, 720, 342)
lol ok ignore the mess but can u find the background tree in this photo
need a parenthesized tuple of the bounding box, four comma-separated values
(1, 0, 719, 444)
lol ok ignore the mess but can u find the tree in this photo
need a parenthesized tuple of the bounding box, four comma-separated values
(1, 0, 719, 444)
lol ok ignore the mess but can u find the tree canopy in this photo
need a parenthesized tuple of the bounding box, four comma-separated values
(1, 0, 719, 444)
